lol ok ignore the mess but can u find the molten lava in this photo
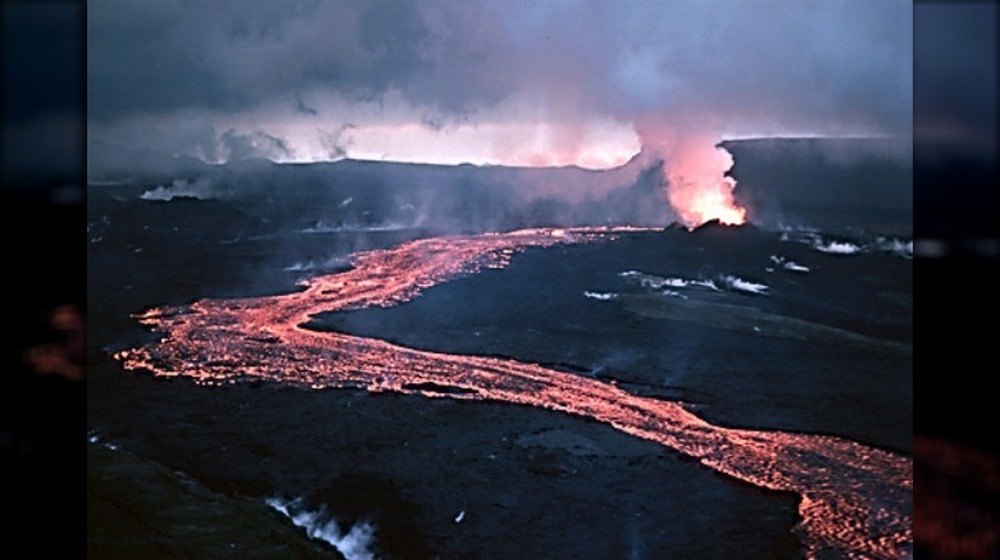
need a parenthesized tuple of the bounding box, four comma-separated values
(663, 141, 747, 227)
(115, 226, 910, 559)
(674, 176, 747, 226)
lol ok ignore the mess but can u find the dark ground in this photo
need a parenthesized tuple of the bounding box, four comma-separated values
(83, 152, 911, 558)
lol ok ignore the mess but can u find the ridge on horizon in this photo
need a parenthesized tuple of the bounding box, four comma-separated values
(88, 135, 910, 179)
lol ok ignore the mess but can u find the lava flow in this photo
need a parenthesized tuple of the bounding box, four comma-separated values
(115, 226, 911, 559)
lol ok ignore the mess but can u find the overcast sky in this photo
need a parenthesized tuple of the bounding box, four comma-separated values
(87, 0, 912, 169)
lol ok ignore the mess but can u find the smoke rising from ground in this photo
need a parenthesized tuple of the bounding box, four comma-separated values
(266, 497, 377, 560)
(88, 1, 911, 227)
(635, 120, 747, 226)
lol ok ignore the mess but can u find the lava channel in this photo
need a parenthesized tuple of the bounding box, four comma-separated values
(114, 226, 911, 559)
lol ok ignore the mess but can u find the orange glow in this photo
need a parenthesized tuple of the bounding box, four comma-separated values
(678, 176, 747, 226)
(663, 141, 747, 227)
(115, 226, 910, 559)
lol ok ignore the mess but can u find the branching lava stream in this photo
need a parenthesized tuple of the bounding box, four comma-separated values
(115, 227, 911, 559)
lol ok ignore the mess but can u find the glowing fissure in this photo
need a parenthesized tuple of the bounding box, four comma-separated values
(115, 226, 910, 559)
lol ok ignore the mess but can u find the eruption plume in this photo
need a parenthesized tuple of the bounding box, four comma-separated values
(638, 123, 747, 227)
(662, 140, 746, 227)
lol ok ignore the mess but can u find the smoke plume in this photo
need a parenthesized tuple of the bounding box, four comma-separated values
(87, 1, 912, 227)
(639, 129, 747, 226)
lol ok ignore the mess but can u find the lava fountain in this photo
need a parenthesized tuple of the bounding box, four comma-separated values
(662, 139, 747, 227)
(634, 118, 748, 227)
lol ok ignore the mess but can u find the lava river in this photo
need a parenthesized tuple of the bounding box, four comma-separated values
(114, 226, 911, 559)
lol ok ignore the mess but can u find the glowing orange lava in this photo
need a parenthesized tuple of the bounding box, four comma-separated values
(115, 226, 910, 558)
(676, 176, 747, 226)
(664, 142, 747, 226)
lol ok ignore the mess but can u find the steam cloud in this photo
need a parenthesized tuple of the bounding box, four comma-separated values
(88, 1, 911, 227)
(636, 122, 747, 226)
(140, 177, 217, 201)
(266, 496, 377, 560)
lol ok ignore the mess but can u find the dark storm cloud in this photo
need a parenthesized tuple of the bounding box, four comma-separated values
(87, 1, 238, 119)
(586, 1, 912, 136)
(88, 0, 439, 120)
(88, 1, 911, 159)
(91, 1, 908, 130)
